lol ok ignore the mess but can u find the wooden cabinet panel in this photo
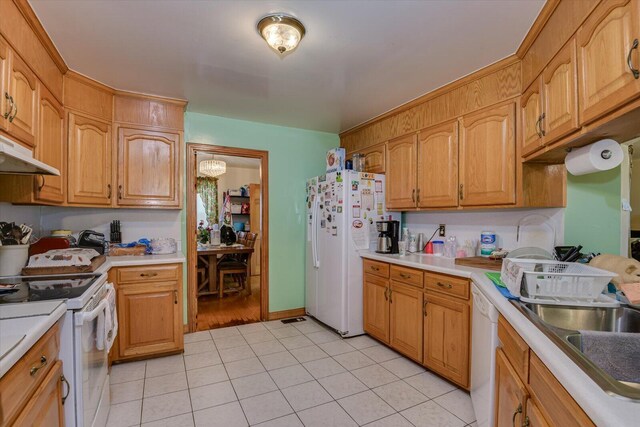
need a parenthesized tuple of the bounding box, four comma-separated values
(8, 51, 38, 147)
(416, 120, 459, 208)
(495, 348, 528, 427)
(521, 78, 544, 156)
(423, 272, 469, 300)
(528, 352, 595, 427)
(423, 292, 470, 387)
(117, 127, 181, 207)
(389, 282, 423, 362)
(363, 273, 390, 344)
(386, 134, 417, 209)
(34, 83, 65, 203)
(524, 398, 550, 427)
(0, 36, 9, 132)
(577, 0, 640, 124)
(390, 265, 423, 288)
(117, 264, 180, 284)
(498, 315, 529, 383)
(67, 112, 112, 206)
(459, 102, 516, 206)
(13, 360, 64, 427)
(542, 38, 579, 143)
(350, 143, 386, 173)
(363, 259, 390, 278)
(117, 281, 182, 358)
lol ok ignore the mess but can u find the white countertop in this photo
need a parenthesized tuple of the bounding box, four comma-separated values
(360, 251, 640, 427)
(95, 253, 186, 274)
(0, 300, 66, 378)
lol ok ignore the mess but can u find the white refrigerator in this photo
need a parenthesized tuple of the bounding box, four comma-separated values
(305, 170, 400, 337)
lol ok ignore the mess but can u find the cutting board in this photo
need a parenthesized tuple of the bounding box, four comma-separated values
(21, 255, 106, 276)
(455, 256, 503, 271)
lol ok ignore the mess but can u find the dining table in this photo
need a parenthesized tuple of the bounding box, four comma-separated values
(197, 244, 254, 296)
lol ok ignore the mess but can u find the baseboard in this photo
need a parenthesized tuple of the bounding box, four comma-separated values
(268, 307, 306, 320)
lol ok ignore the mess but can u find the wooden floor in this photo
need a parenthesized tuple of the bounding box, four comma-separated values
(196, 275, 261, 331)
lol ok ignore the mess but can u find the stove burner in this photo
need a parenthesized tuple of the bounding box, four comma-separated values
(0, 274, 100, 304)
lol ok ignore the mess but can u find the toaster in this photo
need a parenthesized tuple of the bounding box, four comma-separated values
(78, 230, 106, 255)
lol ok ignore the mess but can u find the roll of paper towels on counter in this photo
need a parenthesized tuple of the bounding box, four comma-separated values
(565, 139, 623, 176)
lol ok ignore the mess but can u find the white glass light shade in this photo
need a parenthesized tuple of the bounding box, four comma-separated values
(257, 14, 305, 55)
(199, 160, 226, 177)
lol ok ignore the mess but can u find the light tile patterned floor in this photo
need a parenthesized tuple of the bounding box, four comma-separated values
(107, 318, 477, 427)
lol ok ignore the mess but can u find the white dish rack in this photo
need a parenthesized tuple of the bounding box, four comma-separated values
(501, 258, 619, 307)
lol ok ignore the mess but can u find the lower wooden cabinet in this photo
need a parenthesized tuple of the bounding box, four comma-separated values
(111, 263, 184, 361)
(389, 281, 423, 362)
(423, 292, 470, 387)
(495, 348, 528, 427)
(363, 273, 390, 343)
(12, 360, 65, 427)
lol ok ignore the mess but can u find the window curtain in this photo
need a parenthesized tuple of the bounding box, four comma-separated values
(197, 177, 219, 226)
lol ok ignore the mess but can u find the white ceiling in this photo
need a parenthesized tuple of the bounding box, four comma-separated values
(30, 0, 544, 133)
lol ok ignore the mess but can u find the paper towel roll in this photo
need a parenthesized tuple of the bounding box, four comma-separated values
(565, 139, 623, 176)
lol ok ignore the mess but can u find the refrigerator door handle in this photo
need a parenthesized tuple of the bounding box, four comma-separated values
(312, 197, 320, 268)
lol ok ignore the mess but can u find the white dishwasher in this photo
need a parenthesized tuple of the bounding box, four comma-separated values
(470, 283, 499, 427)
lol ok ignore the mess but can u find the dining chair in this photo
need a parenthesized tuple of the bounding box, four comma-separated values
(218, 232, 258, 298)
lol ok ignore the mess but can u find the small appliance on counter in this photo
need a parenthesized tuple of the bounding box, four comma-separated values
(78, 230, 106, 255)
(376, 220, 400, 254)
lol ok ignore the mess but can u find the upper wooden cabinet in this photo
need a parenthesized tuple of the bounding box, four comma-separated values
(67, 112, 113, 206)
(0, 36, 9, 133)
(577, 0, 640, 124)
(521, 78, 544, 157)
(386, 134, 417, 209)
(34, 84, 65, 203)
(349, 143, 386, 174)
(117, 127, 181, 207)
(6, 50, 38, 147)
(417, 120, 459, 208)
(459, 102, 516, 206)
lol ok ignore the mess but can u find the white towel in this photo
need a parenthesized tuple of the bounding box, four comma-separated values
(104, 284, 118, 352)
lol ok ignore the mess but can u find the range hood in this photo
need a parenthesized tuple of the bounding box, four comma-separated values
(0, 134, 60, 175)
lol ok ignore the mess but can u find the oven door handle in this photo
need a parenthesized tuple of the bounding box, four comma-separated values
(75, 284, 115, 325)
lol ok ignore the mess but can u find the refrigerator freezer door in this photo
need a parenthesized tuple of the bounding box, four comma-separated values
(305, 179, 319, 316)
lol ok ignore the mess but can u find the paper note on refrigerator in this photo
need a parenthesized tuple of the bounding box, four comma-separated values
(352, 220, 368, 249)
(361, 189, 373, 211)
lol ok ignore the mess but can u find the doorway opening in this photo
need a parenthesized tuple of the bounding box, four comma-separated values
(186, 144, 269, 332)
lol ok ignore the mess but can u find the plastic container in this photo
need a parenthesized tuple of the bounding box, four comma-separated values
(501, 258, 615, 302)
(0, 244, 30, 276)
(150, 238, 177, 254)
(432, 240, 444, 256)
(352, 153, 365, 172)
(444, 236, 457, 258)
(425, 241, 433, 254)
(480, 231, 496, 257)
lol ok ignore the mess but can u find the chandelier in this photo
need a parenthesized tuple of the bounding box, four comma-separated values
(199, 160, 226, 177)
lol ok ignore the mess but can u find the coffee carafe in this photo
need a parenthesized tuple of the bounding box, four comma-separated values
(376, 220, 400, 254)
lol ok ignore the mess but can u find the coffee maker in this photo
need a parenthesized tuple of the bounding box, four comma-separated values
(376, 220, 400, 254)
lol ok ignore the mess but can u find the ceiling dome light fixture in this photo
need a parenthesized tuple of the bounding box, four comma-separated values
(199, 160, 226, 177)
(257, 14, 306, 56)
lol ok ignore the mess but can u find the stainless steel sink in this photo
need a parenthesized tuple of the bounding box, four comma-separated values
(513, 301, 640, 401)
(520, 303, 640, 333)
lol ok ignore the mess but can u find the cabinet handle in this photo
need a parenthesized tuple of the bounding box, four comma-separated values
(399, 273, 411, 279)
(628, 38, 639, 79)
(8, 101, 17, 123)
(30, 355, 47, 376)
(522, 416, 530, 427)
(140, 272, 158, 277)
(37, 175, 45, 192)
(384, 287, 389, 301)
(174, 290, 178, 304)
(3, 92, 13, 119)
(437, 282, 453, 289)
(416, 188, 420, 203)
(422, 299, 428, 317)
(539, 112, 546, 136)
(512, 403, 523, 427)
(389, 289, 393, 303)
(118, 185, 123, 199)
(411, 189, 415, 203)
(61, 374, 70, 404)
(535, 115, 542, 138)
(371, 266, 380, 272)
(107, 184, 112, 199)
(459, 184, 464, 201)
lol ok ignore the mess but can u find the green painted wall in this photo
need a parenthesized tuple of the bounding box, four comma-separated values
(183, 112, 339, 314)
(564, 166, 621, 255)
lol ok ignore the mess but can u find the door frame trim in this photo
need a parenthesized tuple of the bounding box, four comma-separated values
(186, 143, 269, 332)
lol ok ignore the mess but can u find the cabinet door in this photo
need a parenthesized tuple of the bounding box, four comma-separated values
(389, 281, 423, 362)
(521, 77, 544, 156)
(423, 292, 470, 387)
(34, 84, 65, 203)
(459, 102, 516, 206)
(524, 398, 550, 427)
(355, 143, 386, 173)
(67, 112, 112, 205)
(416, 120, 458, 208)
(8, 51, 38, 147)
(363, 273, 390, 343)
(495, 348, 528, 427)
(117, 127, 181, 207)
(577, 0, 640, 124)
(0, 37, 9, 132)
(386, 135, 417, 209)
(118, 281, 182, 358)
(542, 38, 579, 143)
(12, 360, 64, 427)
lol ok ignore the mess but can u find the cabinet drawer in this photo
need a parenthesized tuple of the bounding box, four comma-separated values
(424, 272, 469, 300)
(0, 322, 60, 426)
(117, 264, 180, 284)
(390, 265, 423, 288)
(498, 315, 529, 383)
(363, 259, 389, 278)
